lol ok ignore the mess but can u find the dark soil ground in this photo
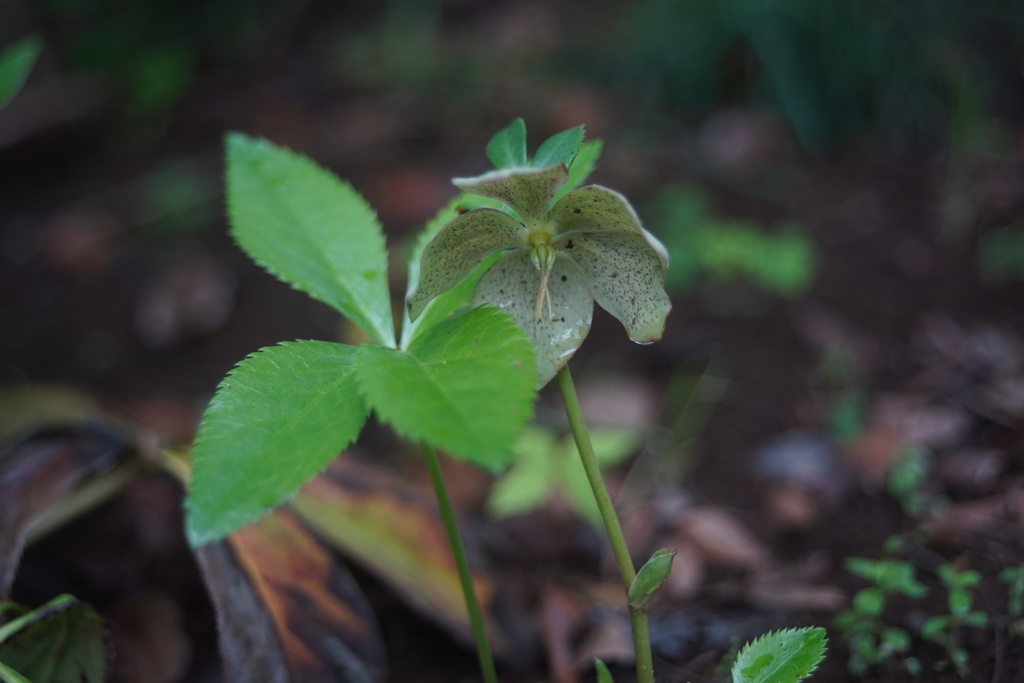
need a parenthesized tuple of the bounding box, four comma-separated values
(3, 3, 1024, 682)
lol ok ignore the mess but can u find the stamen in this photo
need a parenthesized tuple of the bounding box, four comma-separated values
(530, 243, 557, 322)
(535, 268, 555, 321)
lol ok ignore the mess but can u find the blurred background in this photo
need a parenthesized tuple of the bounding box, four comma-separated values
(2, 1, 1024, 681)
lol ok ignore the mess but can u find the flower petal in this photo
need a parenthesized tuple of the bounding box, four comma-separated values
(472, 250, 593, 387)
(407, 208, 525, 320)
(454, 165, 568, 230)
(549, 185, 642, 232)
(554, 230, 671, 344)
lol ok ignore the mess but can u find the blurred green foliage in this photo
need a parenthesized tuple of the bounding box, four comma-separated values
(978, 223, 1024, 282)
(602, 0, 1024, 149)
(27, 0, 1024, 150)
(37, 0, 280, 119)
(487, 425, 638, 525)
(0, 36, 42, 109)
(648, 185, 816, 306)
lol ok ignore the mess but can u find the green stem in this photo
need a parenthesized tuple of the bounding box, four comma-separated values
(557, 366, 655, 683)
(421, 442, 498, 683)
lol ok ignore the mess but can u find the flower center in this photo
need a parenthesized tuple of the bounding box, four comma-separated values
(530, 241, 557, 322)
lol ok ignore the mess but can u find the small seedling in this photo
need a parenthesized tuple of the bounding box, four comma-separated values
(486, 425, 638, 524)
(594, 627, 827, 683)
(648, 185, 816, 305)
(833, 557, 927, 676)
(0, 594, 109, 683)
(921, 564, 989, 676)
(999, 564, 1024, 619)
(886, 446, 936, 519)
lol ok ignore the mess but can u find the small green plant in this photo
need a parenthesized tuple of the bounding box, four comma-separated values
(187, 119, 826, 683)
(886, 446, 936, 519)
(999, 564, 1024, 639)
(834, 557, 928, 676)
(187, 119, 678, 682)
(486, 425, 638, 524)
(0, 594, 110, 683)
(648, 186, 816, 308)
(593, 627, 827, 683)
(999, 564, 1024, 619)
(922, 565, 989, 676)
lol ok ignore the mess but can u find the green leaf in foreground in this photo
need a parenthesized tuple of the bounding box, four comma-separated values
(186, 341, 367, 545)
(0, 594, 109, 683)
(0, 37, 42, 110)
(357, 306, 536, 470)
(732, 627, 827, 683)
(225, 133, 395, 347)
(486, 118, 528, 169)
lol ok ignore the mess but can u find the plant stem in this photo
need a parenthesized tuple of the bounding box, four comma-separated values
(421, 442, 499, 683)
(557, 365, 655, 683)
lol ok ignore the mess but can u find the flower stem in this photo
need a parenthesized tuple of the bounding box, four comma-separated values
(557, 365, 655, 683)
(421, 442, 498, 683)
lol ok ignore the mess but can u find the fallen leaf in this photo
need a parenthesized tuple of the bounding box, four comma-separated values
(196, 508, 385, 683)
(680, 507, 772, 571)
(290, 456, 513, 655)
(572, 611, 635, 671)
(109, 590, 191, 683)
(764, 483, 820, 530)
(0, 417, 131, 596)
(539, 584, 587, 683)
(746, 573, 846, 612)
(923, 488, 1024, 545)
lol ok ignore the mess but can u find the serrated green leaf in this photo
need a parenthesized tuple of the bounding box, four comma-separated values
(552, 140, 603, 205)
(532, 125, 584, 170)
(594, 658, 615, 683)
(0, 37, 42, 110)
(486, 118, 528, 169)
(732, 627, 827, 683)
(357, 307, 536, 470)
(186, 341, 368, 545)
(225, 133, 395, 347)
(0, 595, 108, 683)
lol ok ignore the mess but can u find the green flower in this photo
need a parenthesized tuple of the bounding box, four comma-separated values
(408, 162, 671, 387)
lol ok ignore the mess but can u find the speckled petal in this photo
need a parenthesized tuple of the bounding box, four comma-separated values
(553, 230, 671, 343)
(407, 208, 525, 320)
(454, 165, 569, 230)
(472, 250, 593, 387)
(549, 185, 643, 238)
